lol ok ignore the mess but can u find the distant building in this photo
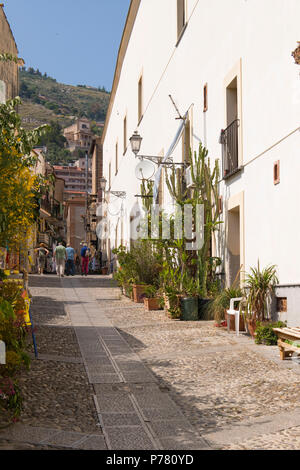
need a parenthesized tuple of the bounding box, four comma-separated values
(90, 137, 104, 200)
(28, 148, 66, 272)
(0, 5, 19, 102)
(63, 118, 93, 154)
(53, 161, 92, 194)
(65, 195, 86, 256)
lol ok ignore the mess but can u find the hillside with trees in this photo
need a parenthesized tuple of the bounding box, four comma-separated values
(18, 68, 110, 164)
(19, 67, 110, 127)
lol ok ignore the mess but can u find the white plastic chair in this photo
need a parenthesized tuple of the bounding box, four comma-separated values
(227, 297, 244, 336)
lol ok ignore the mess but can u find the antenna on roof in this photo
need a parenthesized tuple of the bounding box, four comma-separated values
(169, 94, 185, 120)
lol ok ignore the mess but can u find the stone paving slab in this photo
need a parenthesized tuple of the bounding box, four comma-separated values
(100, 412, 143, 427)
(41, 430, 87, 447)
(122, 372, 157, 383)
(88, 373, 121, 384)
(104, 425, 156, 450)
(73, 435, 108, 450)
(0, 425, 60, 445)
(0, 424, 107, 450)
(86, 364, 117, 374)
(94, 388, 136, 413)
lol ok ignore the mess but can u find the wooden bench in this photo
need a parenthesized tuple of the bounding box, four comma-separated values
(273, 327, 300, 360)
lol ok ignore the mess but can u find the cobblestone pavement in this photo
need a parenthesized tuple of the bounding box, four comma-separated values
(0, 274, 299, 450)
(91, 281, 300, 450)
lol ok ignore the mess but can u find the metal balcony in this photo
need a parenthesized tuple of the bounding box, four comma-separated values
(221, 119, 241, 179)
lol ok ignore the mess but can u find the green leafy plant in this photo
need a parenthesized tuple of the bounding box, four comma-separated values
(144, 285, 157, 299)
(245, 262, 278, 322)
(165, 142, 222, 299)
(113, 241, 163, 287)
(255, 321, 286, 345)
(208, 286, 244, 323)
(285, 339, 300, 348)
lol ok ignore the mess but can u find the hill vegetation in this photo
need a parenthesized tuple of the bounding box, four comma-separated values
(18, 68, 110, 164)
(19, 67, 110, 128)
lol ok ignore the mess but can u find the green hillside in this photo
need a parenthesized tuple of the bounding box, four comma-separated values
(18, 68, 110, 130)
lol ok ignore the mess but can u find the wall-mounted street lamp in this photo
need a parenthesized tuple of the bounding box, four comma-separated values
(129, 131, 186, 168)
(99, 177, 126, 199)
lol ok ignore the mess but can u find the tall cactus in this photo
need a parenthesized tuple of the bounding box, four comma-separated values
(189, 143, 221, 297)
(164, 143, 222, 297)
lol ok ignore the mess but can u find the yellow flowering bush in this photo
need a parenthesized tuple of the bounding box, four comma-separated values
(0, 97, 47, 249)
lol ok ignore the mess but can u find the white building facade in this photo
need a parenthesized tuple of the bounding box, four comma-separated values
(101, 0, 300, 325)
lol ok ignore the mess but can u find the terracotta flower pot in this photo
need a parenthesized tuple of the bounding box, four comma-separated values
(163, 293, 182, 319)
(101, 267, 108, 275)
(246, 318, 257, 338)
(144, 297, 162, 311)
(225, 312, 246, 332)
(133, 284, 148, 303)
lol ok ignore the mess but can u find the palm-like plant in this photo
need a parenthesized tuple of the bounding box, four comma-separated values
(245, 262, 278, 322)
(208, 286, 244, 323)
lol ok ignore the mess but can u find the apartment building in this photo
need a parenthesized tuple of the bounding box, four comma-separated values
(63, 118, 93, 154)
(101, 0, 300, 325)
(53, 161, 92, 195)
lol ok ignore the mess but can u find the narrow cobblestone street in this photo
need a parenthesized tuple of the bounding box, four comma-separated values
(1, 274, 300, 450)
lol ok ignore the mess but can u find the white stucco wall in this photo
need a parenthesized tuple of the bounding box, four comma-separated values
(103, 0, 300, 293)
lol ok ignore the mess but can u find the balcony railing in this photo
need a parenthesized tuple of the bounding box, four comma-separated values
(40, 197, 63, 220)
(40, 197, 52, 215)
(221, 119, 240, 179)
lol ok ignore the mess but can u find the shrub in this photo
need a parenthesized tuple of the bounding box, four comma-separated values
(208, 287, 243, 323)
(113, 241, 163, 287)
(255, 321, 286, 345)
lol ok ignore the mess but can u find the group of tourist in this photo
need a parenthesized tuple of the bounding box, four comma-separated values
(35, 242, 93, 278)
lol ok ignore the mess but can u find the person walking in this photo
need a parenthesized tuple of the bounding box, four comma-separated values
(54, 242, 66, 278)
(80, 243, 90, 277)
(65, 243, 76, 276)
(35, 243, 49, 275)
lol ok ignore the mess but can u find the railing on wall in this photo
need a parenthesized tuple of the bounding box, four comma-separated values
(221, 119, 240, 179)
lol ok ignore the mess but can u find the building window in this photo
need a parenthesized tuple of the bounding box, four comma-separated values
(109, 162, 111, 190)
(218, 196, 223, 214)
(222, 76, 240, 178)
(277, 297, 287, 312)
(274, 161, 280, 185)
(203, 83, 208, 113)
(123, 115, 127, 155)
(115, 142, 118, 175)
(138, 76, 143, 123)
(177, 0, 186, 41)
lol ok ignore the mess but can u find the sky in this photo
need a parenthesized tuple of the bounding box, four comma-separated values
(4, 0, 131, 91)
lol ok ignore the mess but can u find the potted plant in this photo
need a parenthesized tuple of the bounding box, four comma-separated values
(208, 286, 244, 328)
(244, 262, 278, 338)
(159, 263, 183, 319)
(143, 285, 162, 311)
(113, 241, 163, 304)
(179, 274, 199, 321)
(101, 265, 108, 275)
(163, 288, 182, 319)
(124, 280, 134, 300)
(132, 282, 149, 303)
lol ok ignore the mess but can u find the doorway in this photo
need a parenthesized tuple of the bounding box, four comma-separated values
(227, 205, 241, 286)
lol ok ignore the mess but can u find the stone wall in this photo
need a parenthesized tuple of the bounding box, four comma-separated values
(0, 7, 19, 100)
